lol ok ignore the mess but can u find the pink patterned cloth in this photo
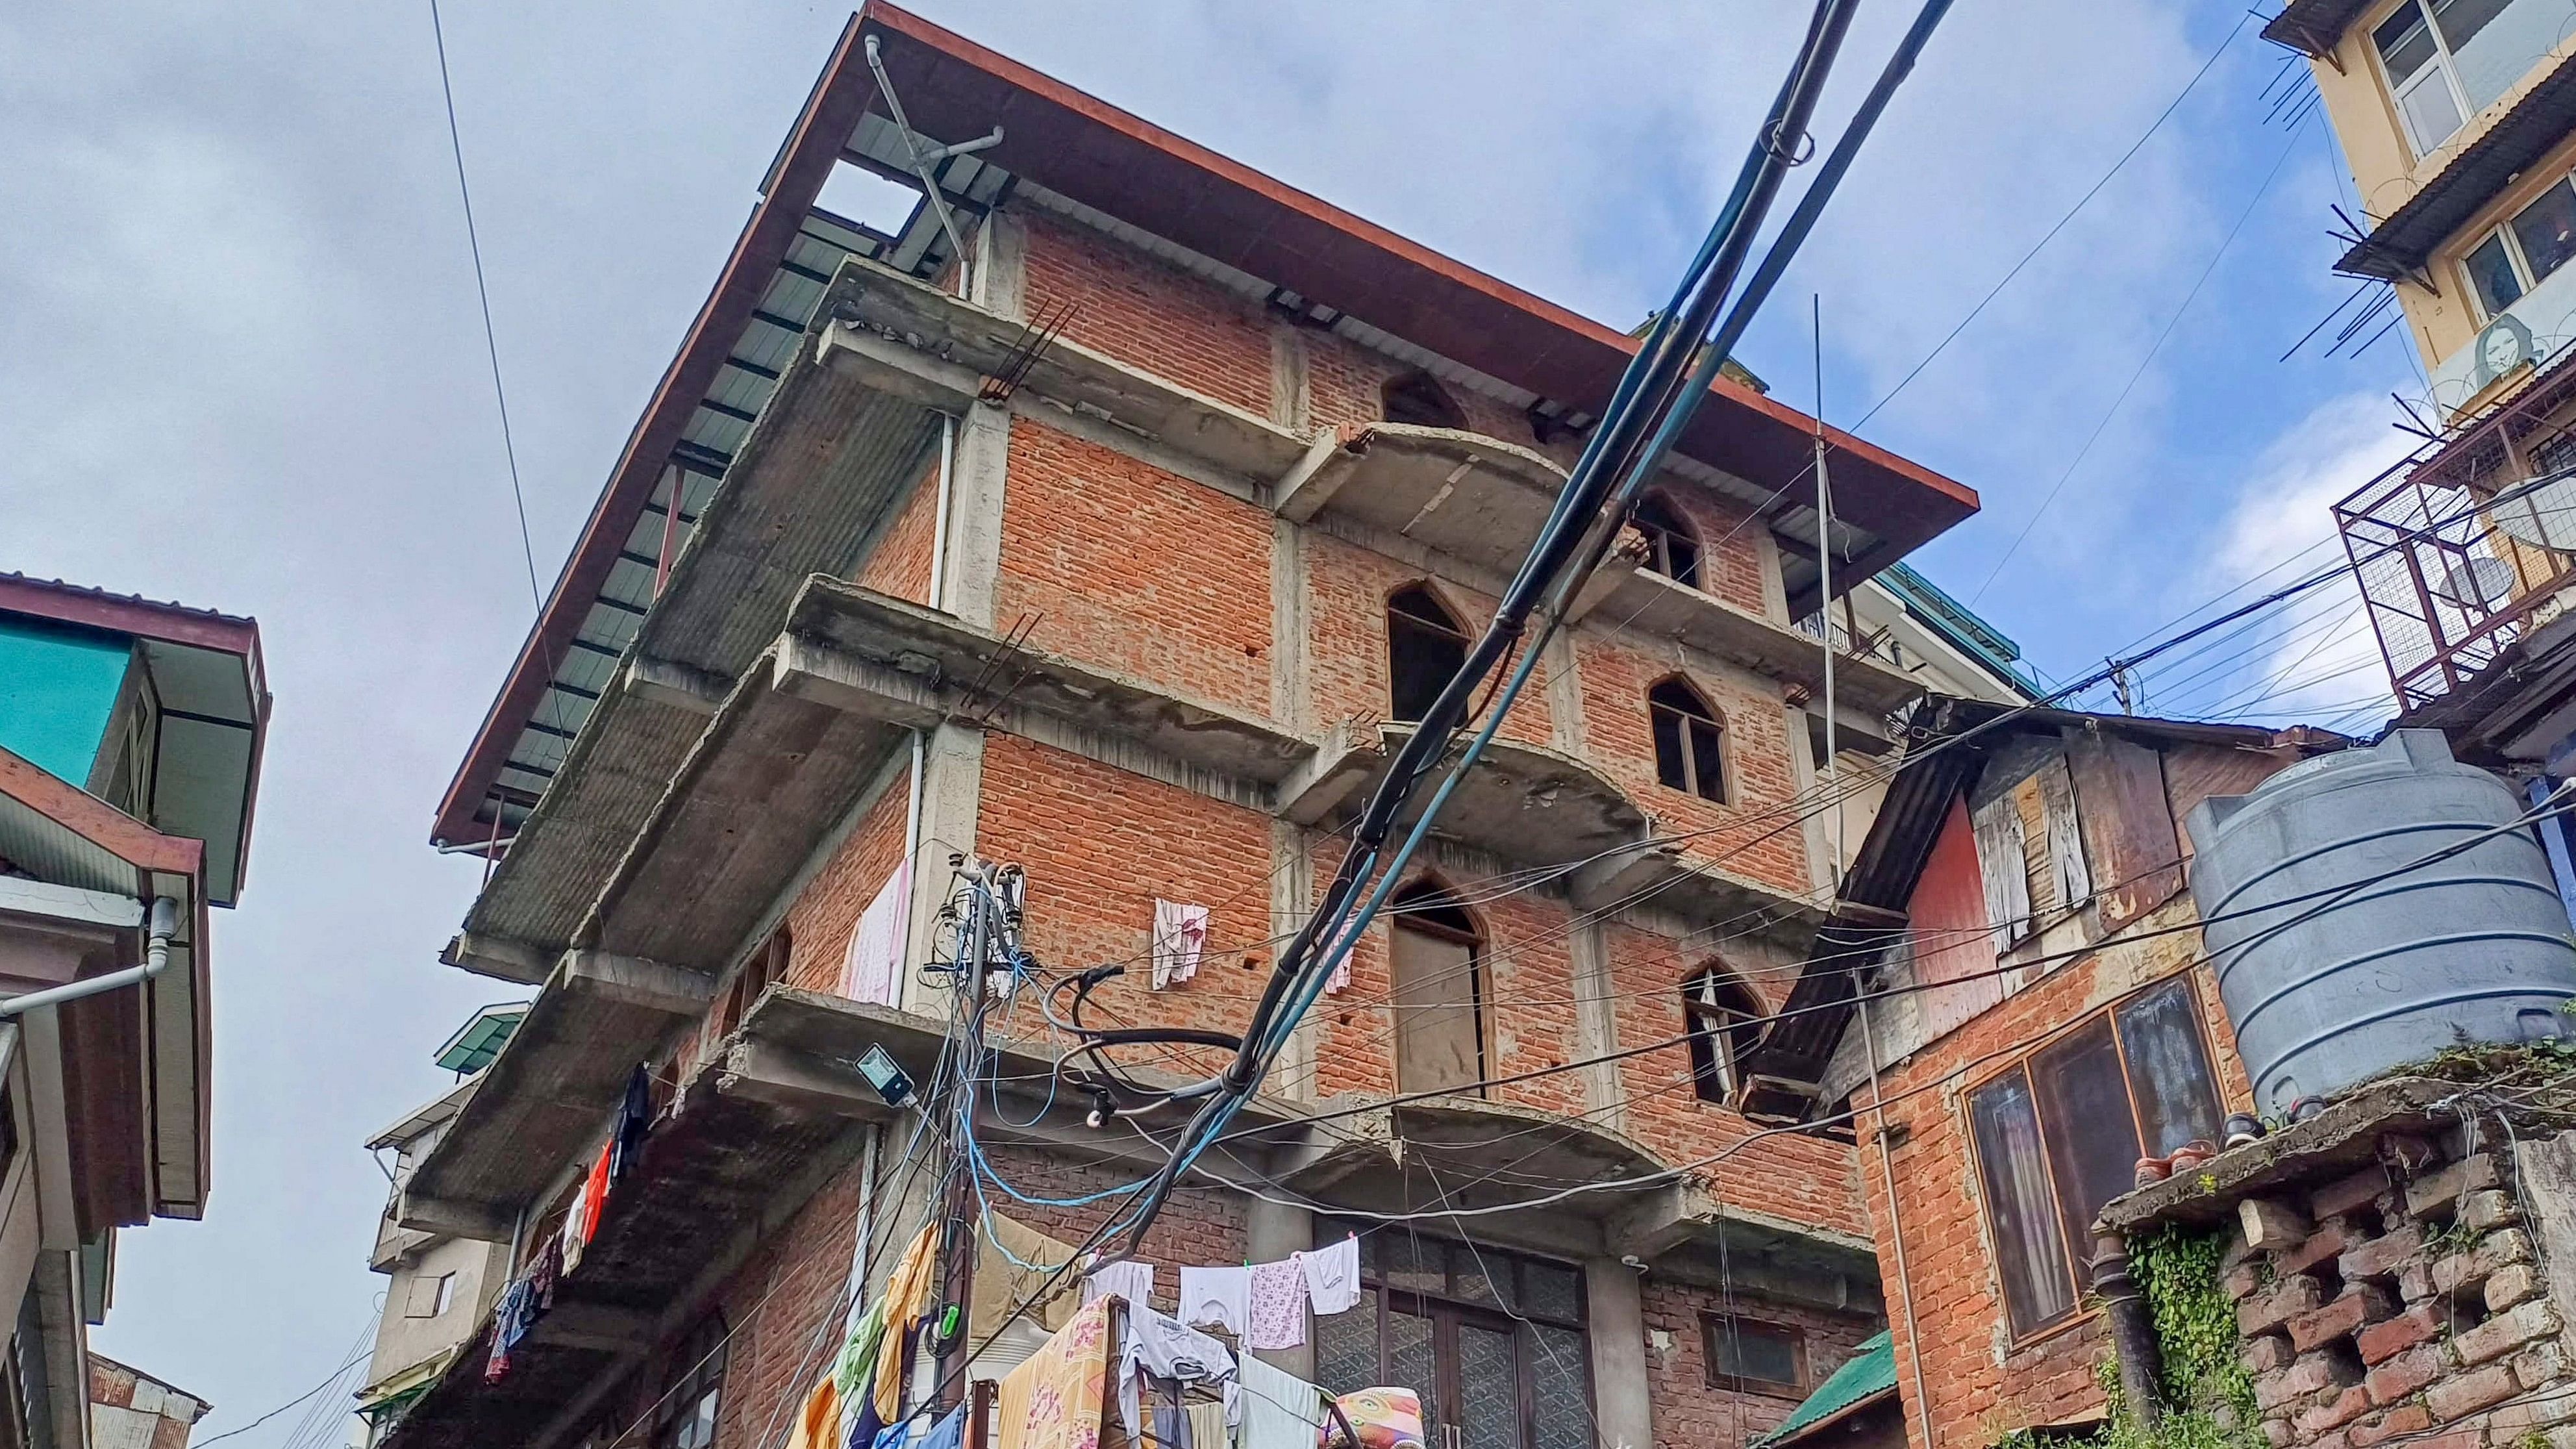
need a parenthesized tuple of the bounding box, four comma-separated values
(1245, 1258, 1307, 1350)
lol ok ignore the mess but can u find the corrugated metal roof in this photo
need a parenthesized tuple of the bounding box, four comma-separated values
(1752, 1331, 1895, 1448)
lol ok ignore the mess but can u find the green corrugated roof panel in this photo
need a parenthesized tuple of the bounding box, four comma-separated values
(1753, 1330, 1895, 1448)
(434, 1003, 529, 1074)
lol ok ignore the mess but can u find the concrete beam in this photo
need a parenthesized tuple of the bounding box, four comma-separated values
(770, 636, 948, 728)
(442, 931, 555, 986)
(815, 320, 980, 412)
(1273, 720, 1382, 825)
(392, 1192, 515, 1244)
(1272, 433, 1353, 522)
(718, 1039, 894, 1122)
(560, 950, 717, 1020)
(623, 655, 732, 716)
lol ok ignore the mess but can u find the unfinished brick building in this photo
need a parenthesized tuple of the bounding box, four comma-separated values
(381, 10, 1990, 1449)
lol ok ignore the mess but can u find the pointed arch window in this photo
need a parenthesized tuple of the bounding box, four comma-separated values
(1633, 494, 1702, 589)
(1381, 370, 1469, 430)
(1683, 968, 1764, 1106)
(1388, 586, 1469, 723)
(1649, 679, 1726, 803)
(1388, 878, 1488, 1098)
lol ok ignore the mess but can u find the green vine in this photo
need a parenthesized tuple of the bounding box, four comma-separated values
(2001, 1226, 2261, 1449)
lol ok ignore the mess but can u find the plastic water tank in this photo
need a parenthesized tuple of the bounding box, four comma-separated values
(2186, 729, 2576, 1115)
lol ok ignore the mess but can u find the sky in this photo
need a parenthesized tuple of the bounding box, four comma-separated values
(0, 0, 2420, 1440)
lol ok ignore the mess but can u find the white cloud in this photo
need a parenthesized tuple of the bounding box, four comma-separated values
(2145, 390, 2418, 726)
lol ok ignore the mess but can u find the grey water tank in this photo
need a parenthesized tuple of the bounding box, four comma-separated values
(2186, 729, 2576, 1115)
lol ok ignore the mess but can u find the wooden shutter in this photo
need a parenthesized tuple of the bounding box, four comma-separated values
(2038, 756, 2092, 909)
(1971, 794, 2033, 956)
(2069, 733, 2183, 932)
(1390, 927, 1484, 1096)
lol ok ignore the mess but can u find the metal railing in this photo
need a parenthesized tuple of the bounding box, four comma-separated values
(2336, 442, 2576, 711)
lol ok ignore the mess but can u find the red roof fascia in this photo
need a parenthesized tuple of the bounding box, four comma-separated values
(430, 3, 1980, 845)
(0, 573, 262, 683)
(0, 746, 204, 885)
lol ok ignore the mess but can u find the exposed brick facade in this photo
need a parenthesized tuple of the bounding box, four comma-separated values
(1859, 934, 2253, 1449)
(1643, 1279, 1884, 1449)
(591, 181, 1891, 1449)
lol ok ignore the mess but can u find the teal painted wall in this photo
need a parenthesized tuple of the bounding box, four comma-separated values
(0, 618, 132, 787)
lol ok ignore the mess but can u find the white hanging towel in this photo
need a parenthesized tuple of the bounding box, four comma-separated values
(1083, 1257, 1156, 1310)
(1324, 956, 1351, 996)
(1244, 1258, 1307, 1350)
(1236, 1355, 1328, 1449)
(1178, 1264, 1251, 1335)
(1297, 1235, 1361, 1317)
(840, 861, 911, 1006)
(1152, 900, 1210, 989)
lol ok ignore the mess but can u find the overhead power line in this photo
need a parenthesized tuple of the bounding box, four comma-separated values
(427, 0, 546, 619)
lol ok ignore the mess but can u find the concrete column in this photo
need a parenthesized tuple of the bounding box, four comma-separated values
(1784, 700, 1838, 898)
(900, 724, 986, 1013)
(1269, 325, 1310, 434)
(970, 208, 1027, 322)
(1752, 528, 1793, 625)
(1268, 821, 1319, 1102)
(1568, 920, 1627, 1132)
(1585, 1259, 1653, 1449)
(1245, 1196, 1316, 1379)
(1270, 521, 1309, 731)
(940, 401, 1011, 631)
(1543, 630, 1587, 755)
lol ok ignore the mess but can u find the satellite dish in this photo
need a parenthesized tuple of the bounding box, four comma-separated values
(2492, 472, 2576, 553)
(2432, 553, 2514, 610)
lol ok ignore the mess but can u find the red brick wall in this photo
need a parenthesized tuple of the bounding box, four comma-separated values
(712, 1161, 868, 1449)
(855, 456, 942, 606)
(973, 732, 1275, 1079)
(780, 770, 913, 996)
(1861, 946, 2253, 1449)
(1019, 210, 1275, 418)
(972, 1142, 1247, 1307)
(997, 419, 1276, 719)
(1300, 531, 1558, 748)
(1577, 635, 1812, 898)
(1643, 1278, 1883, 1449)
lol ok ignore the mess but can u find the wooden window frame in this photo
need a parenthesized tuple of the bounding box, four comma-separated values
(1647, 678, 1728, 804)
(1387, 585, 1471, 724)
(1314, 1226, 1594, 1449)
(1632, 494, 1703, 590)
(1682, 968, 1764, 1107)
(1701, 1313, 1807, 1395)
(1389, 879, 1492, 1100)
(1964, 973, 2224, 1343)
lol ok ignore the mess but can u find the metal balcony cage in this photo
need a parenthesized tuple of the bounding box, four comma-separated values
(2336, 422, 2576, 711)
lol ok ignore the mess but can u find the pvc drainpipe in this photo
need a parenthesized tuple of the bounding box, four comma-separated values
(0, 898, 181, 1019)
(1858, 990, 1934, 1449)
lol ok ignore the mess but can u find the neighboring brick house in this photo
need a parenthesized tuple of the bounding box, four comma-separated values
(1741, 701, 2347, 1449)
(377, 9, 1986, 1449)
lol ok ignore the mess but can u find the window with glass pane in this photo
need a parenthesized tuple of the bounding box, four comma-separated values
(2436, 0, 2564, 114)
(2469, 231, 2527, 318)
(1970, 976, 2224, 1337)
(1704, 1316, 1803, 1391)
(1313, 1228, 1590, 1449)
(2515, 182, 2576, 290)
(2378, 2, 2468, 153)
(653, 1317, 728, 1449)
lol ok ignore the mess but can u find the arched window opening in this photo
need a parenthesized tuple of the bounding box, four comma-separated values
(1388, 586, 1469, 723)
(1389, 878, 1487, 1098)
(1633, 493, 1702, 588)
(1649, 679, 1726, 803)
(1684, 968, 1764, 1106)
(1381, 370, 1469, 430)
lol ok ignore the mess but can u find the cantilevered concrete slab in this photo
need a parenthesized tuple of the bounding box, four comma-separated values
(779, 578, 1315, 788)
(1277, 720, 1647, 866)
(1578, 567, 1923, 719)
(829, 253, 1312, 486)
(455, 266, 947, 972)
(1272, 423, 1571, 576)
(401, 950, 716, 1240)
